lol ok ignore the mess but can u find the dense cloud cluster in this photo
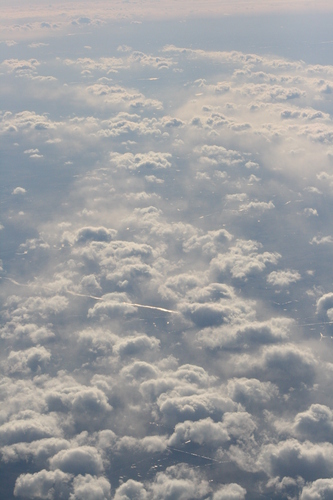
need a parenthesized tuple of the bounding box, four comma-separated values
(1, 11, 333, 500)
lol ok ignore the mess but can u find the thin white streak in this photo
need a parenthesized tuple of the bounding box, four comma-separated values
(2, 277, 179, 314)
(131, 303, 179, 314)
(3, 277, 31, 287)
(299, 321, 333, 326)
(66, 290, 103, 301)
(68, 290, 179, 313)
(168, 446, 229, 464)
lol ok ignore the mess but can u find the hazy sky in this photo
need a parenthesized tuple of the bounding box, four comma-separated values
(1, 1, 333, 500)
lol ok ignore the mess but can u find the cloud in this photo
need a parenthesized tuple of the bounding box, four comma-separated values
(115, 435, 167, 454)
(2, 437, 70, 463)
(6, 346, 51, 375)
(168, 411, 256, 448)
(157, 393, 238, 426)
(70, 474, 111, 500)
(87, 293, 138, 318)
(180, 298, 250, 328)
(49, 446, 104, 475)
(196, 317, 291, 350)
(300, 478, 333, 500)
(14, 469, 72, 499)
(110, 151, 172, 171)
(213, 484, 246, 500)
(114, 334, 160, 357)
(1, 58, 40, 74)
(276, 404, 333, 442)
(227, 378, 279, 406)
(0, 412, 61, 445)
(75, 227, 117, 245)
(43, 375, 113, 432)
(316, 293, 333, 318)
(24, 148, 43, 158)
(210, 240, 280, 280)
(128, 51, 176, 70)
(3, 294, 68, 322)
(28, 42, 49, 48)
(266, 475, 305, 499)
(12, 187, 26, 195)
(239, 200, 275, 213)
(147, 464, 211, 500)
(267, 269, 301, 286)
(70, 387, 112, 416)
(311, 235, 333, 245)
(231, 343, 317, 392)
(259, 439, 333, 481)
(114, 479, 148, 500)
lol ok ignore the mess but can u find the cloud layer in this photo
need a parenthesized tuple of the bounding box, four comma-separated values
(1, 12, 333, 500)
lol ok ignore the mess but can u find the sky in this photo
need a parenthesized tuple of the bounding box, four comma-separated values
(1, 1, 333, 499)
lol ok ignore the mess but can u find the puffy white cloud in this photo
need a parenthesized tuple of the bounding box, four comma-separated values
(115, 435, 167, 454)
(210, 239, 280, 280)
(168, 411, 256, 448)
(13, 469, 72, 499)
(157, 393, 238, 425)
(114, 479, 148, 500)
(71, 387, 112, 416)
(212, 483, 246, 500)
(316, 293, 333, 318)
(227, 378, 279, 407)
(148, 464, 211, 500)
(69, 474, 111, 500)
(43, 376, 113, 432)
(12, 187, 26, 195)
(168, 418, 229, 447)
(196, 317, 291, 350)
(300, 478, 333, 500)
(267, 269, 301, 286)
(259, 439, 333, 480)
(84, 82, 163, 110)
(311, 235, 333, 245)
(232, 343, 317, 391)
(0, 412, 61, 445)
(239, 200, 275, 213)
(75, 227, 117, 245)
(113, 334, 160, 357)
(87, 293, 138, 318)
(2, 437, 70, 463)
(6, 346, 51, 374)
(276, 404, 333, 442)
(3, 294, 68, 322)
(180, 299, 249, 328)
(266, 475, 305, 499)
(49, 446, 104, 475)
(1, 58, 40, 74)
(110, 151, 172, 171)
